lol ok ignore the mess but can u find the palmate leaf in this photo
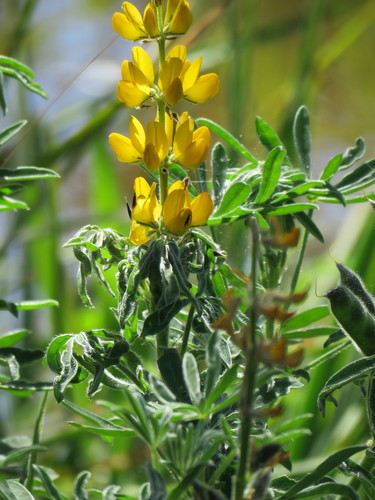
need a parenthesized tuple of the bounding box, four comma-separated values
(211, 182, 252, 218)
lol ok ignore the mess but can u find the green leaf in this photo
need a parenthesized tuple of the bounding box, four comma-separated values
(255, 146, 285, 203)
(205, 365, 239, 409)
(213, 182, 251, 218)
(145, 464, 167, 500)
(334, 160, 375, 190)
(341, 137, 366, 169)
(33, 465, 64, 500)
(340, 458, 375, 493)
(318, 354, 375, 416)
(264, 203, 317, 216)
(0, 166, 60, 181)
(293, 211, 325, 242)
(320, 154, 343, 181)
(288, 482, 359, 499)
(279, 446, 366, 499)
(142, 299, 189, 337)
(255, 116, 285, 152)
(167, 465, 204, 500)
(0, 56, 35, 78)
(0, 196, 29, 211)
(13, 299, 59, 311)
(368, 379, 375, 440)
(0, 73, 6, 115)
(205, 332, 222, 397)
(158, 349, 190, 403)
(195, 118, 258, 164)
(0, 121, 27, 146)
(271, 181, 325, 203)
(0, 330, 29, 348)
(2, 445, 46, 466)
(73, 471, 90, 500)
(182, 353, 201, 406)
(255, 375, 306, 406)
(212, 143, 228, 206)
(293, 106, 311, 176)
(282, 305, 331, 331)
(0, 347, 44, 365)
(282, 326, 339, 340)
(0, 480, 35, 500)
(0, 66, 48, 99)
(69, 422, 135, 438)
(52, 337, 79, 402)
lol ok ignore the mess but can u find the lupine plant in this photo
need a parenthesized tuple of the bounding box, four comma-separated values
(2, 1, 375, 499)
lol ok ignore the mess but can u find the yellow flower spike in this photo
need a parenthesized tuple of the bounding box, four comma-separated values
(173, 112, 211, 169)
(112, 2, 147, 41)
(159, 45, 219, 106)
(117, 47, 155, 108)
(113, 0, 192, 41)
(165, 0, 193, 35)
(163, 181, 214, 235)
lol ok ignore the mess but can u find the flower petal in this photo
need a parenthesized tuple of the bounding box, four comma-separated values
(183, 57, 201, 91)
(145, 121, 169, 162)
(129, 221, 155, 245)
(134, 177, 151, 198)
(190, 192, 214, 226)
(163, 187, 189, 233)
(143, 4, 159, 38)
(129, 116, 145, 154)
(109, 133, 141, 163)
(112, 11, 145, 41)
(166, 45, 187, 61)
(184, 73, 220, 103)
(143, 143, 161, 172)
(168, 1, 193, 35)
(117, 81, 149, 108)
(132, 46, 154, 85)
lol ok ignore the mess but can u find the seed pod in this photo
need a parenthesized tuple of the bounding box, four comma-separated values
(326, 285, 375, 356)
(337, 262, 375, 315)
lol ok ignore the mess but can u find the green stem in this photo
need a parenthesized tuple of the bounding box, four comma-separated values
(24, 391, 48, 491)
(181, 304, 195, 356)
(235, 217, 259, 500)
(338, 449, 375, 500)
(159, 164, 169, 205)
(289, 220, 310, 295)
(117, 362, 148, 392)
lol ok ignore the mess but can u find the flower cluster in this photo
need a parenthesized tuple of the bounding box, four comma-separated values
(109, 0, 218, 245)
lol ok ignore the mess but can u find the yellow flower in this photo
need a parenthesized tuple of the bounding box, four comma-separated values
(159, 45, 220, 106)
(109, 116, 170, 172)
(129, 177, 162, 245)
(117, 47, 155, 108)
(163, 180, 214, 235)
(112, 1, 192, 41)
(173, 112, 211, 169)
(129, 177, 214, 244)
(165, 0, 193, 35)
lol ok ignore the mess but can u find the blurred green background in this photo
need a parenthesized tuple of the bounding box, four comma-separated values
(1, 0, 375, 493)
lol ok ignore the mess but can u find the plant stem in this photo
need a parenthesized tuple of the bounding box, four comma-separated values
(24, 391, 48, 491)
(289, 210, 313, 294)
(181, 304, 195, 356)
(234, 217, 259, 500)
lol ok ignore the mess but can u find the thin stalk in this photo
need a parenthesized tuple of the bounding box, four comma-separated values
(181, 304, 195, 356)
(289, 220, 311, 295)
(117, 362, 148, 392)
(24, 391, 48, 491)
(234, 217, 259, 500)
(337, 451, 375, 500)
